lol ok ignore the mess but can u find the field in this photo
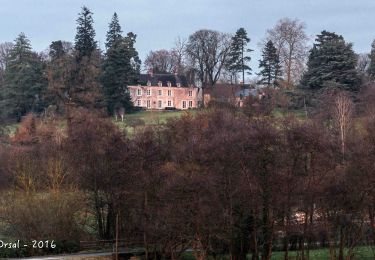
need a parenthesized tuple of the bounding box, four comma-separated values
(181, 246, 375, 260)
(1, 110, 194, 137)
(2, 108, 309, 138)
(113, 109, 197, 135)
(124, 110, 192, 124)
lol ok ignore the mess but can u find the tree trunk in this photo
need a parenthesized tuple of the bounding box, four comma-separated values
(261, 193, 273, 260)
(369, 206, 375, 246)
(94, 191, 105, 239)
(338, 227, 344, 260)
(251, 216, 259, 260)
(283, 215, 289, 260)
(144, 191, 149, 260)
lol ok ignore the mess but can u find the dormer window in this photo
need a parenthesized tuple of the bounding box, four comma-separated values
(147, 81, 151, 86)
(167, 81, 172, 87)
(158, 81, 162, 87)
(177, 83, 181, 88)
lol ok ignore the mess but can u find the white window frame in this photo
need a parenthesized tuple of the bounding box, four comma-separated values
(147, 100, 151, 108)
(168, 90, 172, 96)
(188, 100, 193, 108)
(137, 99, 142, 106)
(158, 100, 162, 108)
(158, 89, 162, 96)
(167, 100, 172, 107)
(182, 100, 186, 109)
(188, 90, 193, 97)
(147, 89, 151, 96)
(137, 89, 142, 96)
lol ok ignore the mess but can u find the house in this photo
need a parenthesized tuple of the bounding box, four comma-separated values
(203, 84, 259, 107)
(128, 73, 201, 110)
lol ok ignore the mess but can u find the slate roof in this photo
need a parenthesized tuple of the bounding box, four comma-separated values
(234, 88, 259, 98)
(204, 84, 254, 99)
(138, 73, 189, 87)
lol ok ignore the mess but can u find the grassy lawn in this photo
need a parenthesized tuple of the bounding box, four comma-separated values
(2, 123, 19, 137)
(181, 246, 375, 260)
(0, 110, 195, 138)
(2, 108, 308, 138)
(113, 109, 197, 135)
(272, 108, 307, 119)
(124, 110, 192, 124)
(270, 246, 374, 259)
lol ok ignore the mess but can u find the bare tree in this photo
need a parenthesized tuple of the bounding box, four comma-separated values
(144, 49, 178, 74)
(0, 42, 14, 82)
(333, 92, 353, 163)
(357, 53, 370, 81)
(0, 42, 13, 70)
(185, 29, 232, 88)
(264, 18, 309, 88)
(172, 36, 187, 74)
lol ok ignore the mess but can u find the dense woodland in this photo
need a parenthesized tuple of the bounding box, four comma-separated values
(1, 6, 375, 260)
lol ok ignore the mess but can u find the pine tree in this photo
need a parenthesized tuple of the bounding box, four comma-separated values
(0, 33, 46, 120)
(101, 14, 140, 116)
(70, 6, 103, 110)
(257, 40, 282, 87)
(301, 30, 360, 92)
(368, 40, 375, 80)
(49, 41, 66, 60)
(105, 13, 122, 50)
(74, 6, 97, 60)
(46, 40, 73, 113)
(227, 28, 252, 84)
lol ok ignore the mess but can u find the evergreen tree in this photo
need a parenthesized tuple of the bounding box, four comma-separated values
(101, 14, 140, 115)
(301, 30, 360, 91)
(368, 40, 375, 80)
(0, 33, 46, 120)
(257, 40, 282, 87)
(46, 41, 74, 113)
(70, 6, 103, 110)
(105, 13, 122, 50)
(227, 28, 252, 84)
(74, 6, 97, 60)
(49, 41, 66, 60)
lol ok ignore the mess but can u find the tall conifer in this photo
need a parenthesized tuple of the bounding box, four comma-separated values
(258, 40, 282, 87)
(101, 14, 140, 115)
(227, 28, 252, 84)
(0, 33, 46, 120)
(70, 6, 103, 110)
(105, 13, 122, 50)
(301, 31, 360, 91)
(74, 6, 97, 60)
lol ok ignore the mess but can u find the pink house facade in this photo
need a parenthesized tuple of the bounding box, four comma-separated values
(128, 74, 201, 110)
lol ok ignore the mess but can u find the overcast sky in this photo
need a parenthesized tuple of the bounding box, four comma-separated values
(1, 0, 374, 74)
